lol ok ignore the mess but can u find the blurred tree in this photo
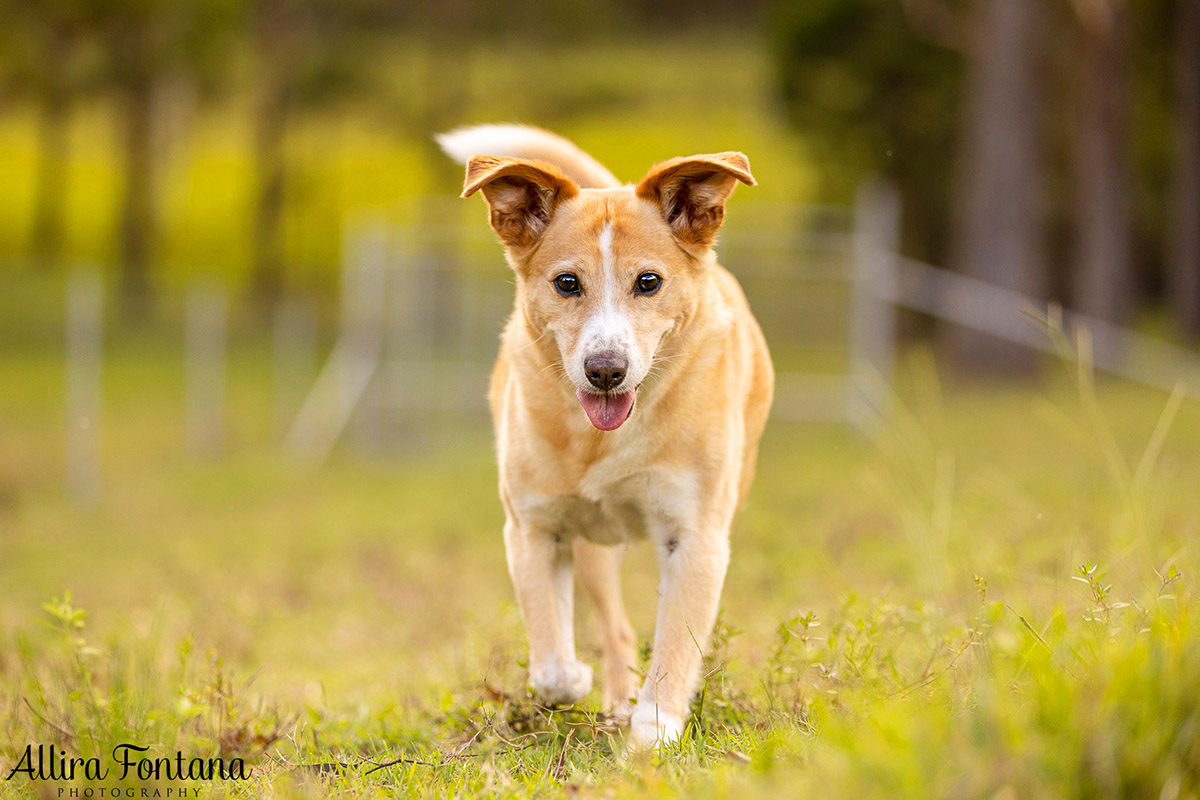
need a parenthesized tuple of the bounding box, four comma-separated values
(946, 0, 1047, 372)
(772, 0, 1190, 368)
(770, 0, 1054, 370)
(0, 0, 95, 271)
(108, 5, 161, 317)
(250, 0, 304, 309)
(1170, 0, 1200, 337)
(769, 0, 965, 265)
(248, 0, 393, 310)
(1070, 0, 1134, 329)
(95, 0, 238, 318)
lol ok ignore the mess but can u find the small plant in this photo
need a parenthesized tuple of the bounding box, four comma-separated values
(688, 617, 751, 743)
(1073, 561, 1122, 625)
(28, 592, 108, 755)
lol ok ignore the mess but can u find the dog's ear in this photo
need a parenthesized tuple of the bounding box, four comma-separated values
(461, 155, 579, 251)
(635, 153, 755, 248)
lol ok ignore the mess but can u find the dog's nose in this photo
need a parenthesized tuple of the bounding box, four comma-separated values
(584, 351, 628, 391)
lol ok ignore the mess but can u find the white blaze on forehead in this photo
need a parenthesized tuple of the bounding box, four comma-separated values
(583, 221, 631, 353)
(598, 221, 613, 258)
(598, 221, 617, 311)
(598, 221, 614, 270)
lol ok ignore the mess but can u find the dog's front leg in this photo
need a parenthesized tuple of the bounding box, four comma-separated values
(628, 526, 731, 750)
(503, 518, 593, 705)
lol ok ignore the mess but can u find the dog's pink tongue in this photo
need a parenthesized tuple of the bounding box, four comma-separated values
(576, 389, 636, 431)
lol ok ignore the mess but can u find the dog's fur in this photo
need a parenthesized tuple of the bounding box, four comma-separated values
(438, 124, 773, 750)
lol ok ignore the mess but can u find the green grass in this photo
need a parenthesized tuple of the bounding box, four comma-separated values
(1, 297, 1199, 798)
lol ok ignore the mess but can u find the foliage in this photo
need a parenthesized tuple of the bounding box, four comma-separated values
(0, 36, 808, 295)
(769, 0, 964, 263)
(769, 0, 1188, 300)
(5, 593, 289, 780)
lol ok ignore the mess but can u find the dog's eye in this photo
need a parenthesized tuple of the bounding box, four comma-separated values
(553, 273, 581, 296)
(635, 272, 662, 295)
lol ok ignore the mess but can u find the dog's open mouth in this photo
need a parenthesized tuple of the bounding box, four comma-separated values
(575, 388, 636, 431)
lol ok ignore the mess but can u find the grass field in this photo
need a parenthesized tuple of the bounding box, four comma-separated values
(1, 296, 1198, 798)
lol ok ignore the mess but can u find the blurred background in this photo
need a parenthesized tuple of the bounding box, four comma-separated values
(0, 0, 1196, 390)
(0, 0, 1197, 531)
(0, 0, 1195, 321)
(1, 2, 1200, 778)
(0, 0, 1197, 522)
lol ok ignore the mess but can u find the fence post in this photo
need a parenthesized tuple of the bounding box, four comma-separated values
(849, 180, 901, 432)
(383, 232, 436, 452)
(284, 220, 386, 464)
(456, 258, 482, 411)
(347, 220, 390, 454)
(185, 279, 227, 458)
(272, 296, 318, 442)
(66, 269, 102, 507)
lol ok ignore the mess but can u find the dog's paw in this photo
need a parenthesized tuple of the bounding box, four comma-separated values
(625, 705, 684, 752)
(529, 660, 593, 705)
(607, 697, 635, 726)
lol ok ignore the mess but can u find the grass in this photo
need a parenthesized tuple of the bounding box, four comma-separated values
(1, 292, 1198, 799)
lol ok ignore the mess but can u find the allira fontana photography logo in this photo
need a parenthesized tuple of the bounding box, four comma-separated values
(6, 743, 250, 795)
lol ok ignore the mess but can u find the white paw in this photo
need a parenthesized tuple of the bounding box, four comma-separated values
(529, 660, 593, 705)
(608, 697, 635, 725)
(626, 705, 685, 752)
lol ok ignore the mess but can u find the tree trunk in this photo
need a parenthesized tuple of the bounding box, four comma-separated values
(946, 0, 1047, 373)
(32, 27, 71, 272)
(1170, 0, 1200, 338)
(1072, 0, 1134, 335)
(32, 85, 69, 272)
(118, 76, 157, 319)
(250, 0, 301, 311)
(251, 74, 289, 310)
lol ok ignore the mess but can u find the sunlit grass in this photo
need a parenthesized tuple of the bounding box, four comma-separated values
(1, 294, 1198, 797)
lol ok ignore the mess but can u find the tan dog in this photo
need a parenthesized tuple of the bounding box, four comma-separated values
(437, 125, 773, 750)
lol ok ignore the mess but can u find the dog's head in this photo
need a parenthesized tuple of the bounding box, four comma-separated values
(461, 152, 754, 431)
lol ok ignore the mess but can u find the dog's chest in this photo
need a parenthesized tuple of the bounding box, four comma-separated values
(534, 462, 654, 544)
(545, 491, 647, 545)
(518, 453, 695, 546)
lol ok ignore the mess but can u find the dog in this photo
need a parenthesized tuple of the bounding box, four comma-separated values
(437, 124, 773, 750)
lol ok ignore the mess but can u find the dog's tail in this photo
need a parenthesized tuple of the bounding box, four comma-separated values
(435, 124, 621, 189)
